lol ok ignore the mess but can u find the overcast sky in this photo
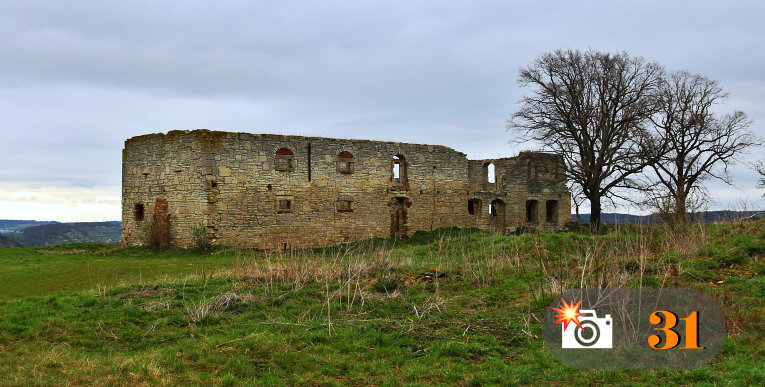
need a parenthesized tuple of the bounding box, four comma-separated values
(1, 0, 764, 222)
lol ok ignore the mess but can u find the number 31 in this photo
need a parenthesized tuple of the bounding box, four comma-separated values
(648, 311, 705, 350)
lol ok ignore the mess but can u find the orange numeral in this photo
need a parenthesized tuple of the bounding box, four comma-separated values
(648, 310, 705, 350)
(679, 311, 704, 349)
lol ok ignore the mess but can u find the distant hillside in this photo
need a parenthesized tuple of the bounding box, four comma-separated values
(0, 234, 21, 247)
(7, 221, 121, 246)
(0, 219, 59, 233)
(571, 210, 760, 225)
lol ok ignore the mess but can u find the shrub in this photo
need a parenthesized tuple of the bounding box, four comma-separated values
(192, 223, 212, 254)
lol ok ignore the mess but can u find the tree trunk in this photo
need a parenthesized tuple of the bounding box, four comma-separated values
(575, 201, 581, 223)
(674, 188, 688, 226)
(589, 195, 602, 234)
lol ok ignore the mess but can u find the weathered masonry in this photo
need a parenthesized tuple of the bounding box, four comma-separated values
(122, 130, 571, 249)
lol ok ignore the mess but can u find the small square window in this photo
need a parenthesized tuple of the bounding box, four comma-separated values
(338, 160, 354, 174)
(336, 199, 353, 212)
(277, 198, 293, 213)
(276, 157, 293, 172)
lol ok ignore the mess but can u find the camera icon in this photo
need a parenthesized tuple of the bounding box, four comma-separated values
(561, 310, 613, 349)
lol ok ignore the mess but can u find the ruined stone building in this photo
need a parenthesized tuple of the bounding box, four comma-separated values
(121, 130, 571, 249)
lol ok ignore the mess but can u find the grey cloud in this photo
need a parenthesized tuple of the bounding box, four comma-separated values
(1, 0, 764, 220)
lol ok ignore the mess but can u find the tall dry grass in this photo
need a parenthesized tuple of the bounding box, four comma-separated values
(191, 224, 716, 325)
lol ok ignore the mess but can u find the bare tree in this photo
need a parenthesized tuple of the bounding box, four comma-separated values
(508, 49, 664, 233)
(569, 184, 586, 223)
(647, 71, 759, 225)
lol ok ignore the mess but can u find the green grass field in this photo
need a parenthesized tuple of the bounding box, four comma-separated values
(0, 243, 235, 300)
(0, 222, 762, 385)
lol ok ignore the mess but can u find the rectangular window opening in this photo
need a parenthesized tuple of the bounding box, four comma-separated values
(546, 200, 559, 223)
(338, 160, 354, 174)
(336, 199, 354, 212)
(134, 203, 145, 221)
(468, 199, 481, 215)
(277, 198, 293, 213)
(526, 200, 539, 223)
(276, 157, 293, 172)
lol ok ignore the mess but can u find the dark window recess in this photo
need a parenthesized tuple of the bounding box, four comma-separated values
(275, 148, 294, 172)
(546, 200, 559, 223)
(526, 200, 539, 223)
(337, 151, 354, 174)
(468, 199, 481, 215)
(277, 199, 293, 213)
(336, 199, 354, 212)
(134, 203, 145, 221)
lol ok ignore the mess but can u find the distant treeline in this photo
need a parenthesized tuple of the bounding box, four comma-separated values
(0, 219, 59, 233)
(571, 211, 760, 225)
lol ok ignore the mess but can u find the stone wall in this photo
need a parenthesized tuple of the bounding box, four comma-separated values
(122, 130, 571, 249)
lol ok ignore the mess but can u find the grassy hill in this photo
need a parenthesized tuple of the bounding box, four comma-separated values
(4, 221, 121, 246)
(0, 222, 762, 384)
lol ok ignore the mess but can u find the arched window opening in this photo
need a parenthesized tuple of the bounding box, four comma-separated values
(487, 163, 495, 183)
(275, 148, 294, 172)
(337, 151, 354, 174)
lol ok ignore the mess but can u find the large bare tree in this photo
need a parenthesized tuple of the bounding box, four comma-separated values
(648, 71, 758, 225)
(509, 49, 664, 233)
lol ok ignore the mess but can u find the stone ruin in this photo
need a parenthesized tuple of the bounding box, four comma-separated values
(121, 130, 571, 249)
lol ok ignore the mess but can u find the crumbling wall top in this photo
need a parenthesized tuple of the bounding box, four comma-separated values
(125, 129, 466, 156)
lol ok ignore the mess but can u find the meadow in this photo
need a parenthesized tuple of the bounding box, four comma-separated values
(0, 221, 762, 385)
(0, 243, 233, 300)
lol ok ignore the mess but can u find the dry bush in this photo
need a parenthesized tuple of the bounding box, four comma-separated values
(185, 292, 248, 323)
